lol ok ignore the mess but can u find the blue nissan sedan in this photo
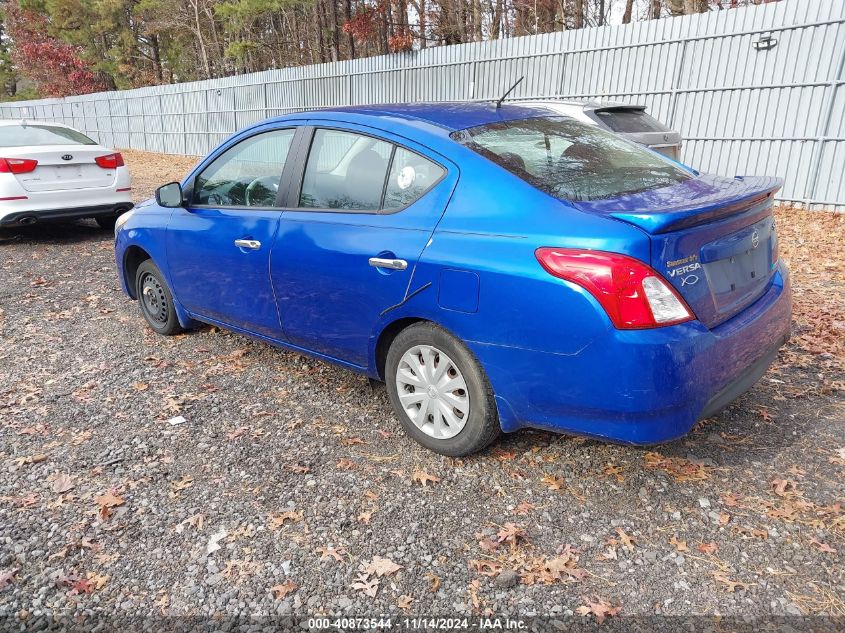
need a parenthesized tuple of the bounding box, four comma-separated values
(114, 102, 791, 456)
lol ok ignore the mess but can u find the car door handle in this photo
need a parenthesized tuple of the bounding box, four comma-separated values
(368, 257, 407, 271)
(234, 239, 261, 250)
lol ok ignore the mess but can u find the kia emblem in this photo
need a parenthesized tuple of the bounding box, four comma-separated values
(61, 154, 73, 161)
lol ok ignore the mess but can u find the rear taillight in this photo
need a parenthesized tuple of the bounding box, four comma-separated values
(0, 158, 38, 174)
(535, 248, 694, 329)
(95, 153, 124, 169)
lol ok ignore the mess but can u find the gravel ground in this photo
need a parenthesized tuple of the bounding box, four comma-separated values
(0, 151, 843, 626)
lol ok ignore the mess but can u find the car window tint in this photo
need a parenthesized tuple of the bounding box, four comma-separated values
(383, 147, 445, 210)
(194, 129, 294, 207)
(451, 116, 691, 202)
(0, 124, 97, 147)
(595, 109, 668, 134)
(299, 129, 391, 211)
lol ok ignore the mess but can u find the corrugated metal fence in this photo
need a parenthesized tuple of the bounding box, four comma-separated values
(2, 0, 844, 208)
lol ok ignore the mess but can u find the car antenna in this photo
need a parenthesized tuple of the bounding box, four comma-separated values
(495, 77, 524, 110)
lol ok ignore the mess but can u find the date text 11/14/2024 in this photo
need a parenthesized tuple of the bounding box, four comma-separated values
(308, 617, 528, 629)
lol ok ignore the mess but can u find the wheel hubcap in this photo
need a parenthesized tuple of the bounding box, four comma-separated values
(396, 345, 470, 440)
(140, 273, 168, 324)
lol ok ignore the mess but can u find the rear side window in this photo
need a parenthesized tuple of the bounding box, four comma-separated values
(194, 129, 294, 207)
(383, 147, 445, 210)
(299, 129, 444, 212)
(594, 109, 668, 134)
(451, 116, 690, 202)
(300, 129, 392, 210)
(0, 124, 97, 147)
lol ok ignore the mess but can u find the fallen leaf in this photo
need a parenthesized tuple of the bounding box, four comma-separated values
(283, 464, 310, 474)
(470, 560, 502, 576)
(14, 454, 47, 466)
(358, 509, 375, 524)
(52, 473, 74, 494)
(721, 492, 741, 507)
(712, 571, 751, 592)
(809, 538, 837, 554)
(603, 464, 625, 482)
(71, 578, 95, 594)
(478, 537, 499, 553)
(86, 572, 109, 590)
(397, 594, 414, 610)
(615, 527, 636, 551)
(425, 572, 441, 592)
(351, 573, 379, 597)
(492, 448, 517, 461)
(94, 492, 125, 519)
(496, 523, 527, 548)
(336, 458, 356, 470)
(268, 511, 303, 530)
(270, 580, 298, 599)
(316, 546, 346, 562)
(771, 478, 798, 497)
(411, 469, 440, 487)
(169, 476, 194, 496)
(341, 436, 366, 446)
(698, 542, 719, 554)
(669, 536, 688, 552)
(360, 555, 402, 577)
(514, 501, 535, 515)
(541, 474, 565, 490)
(576, 597, 622, 624)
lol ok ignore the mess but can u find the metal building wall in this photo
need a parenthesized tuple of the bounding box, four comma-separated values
(2, 0, 843, 209)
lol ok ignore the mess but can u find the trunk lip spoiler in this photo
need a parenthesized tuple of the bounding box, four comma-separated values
(573, 175, 783, 235)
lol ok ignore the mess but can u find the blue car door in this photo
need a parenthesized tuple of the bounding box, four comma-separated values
(166, 127, 300, 339)
(271, 123, 457, 367)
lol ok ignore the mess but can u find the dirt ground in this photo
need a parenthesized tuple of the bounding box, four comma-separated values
(0, 150, 843, 626)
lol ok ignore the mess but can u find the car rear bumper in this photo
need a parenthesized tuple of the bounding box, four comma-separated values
(0, 202, 134, 226)
(473, 260, 792, 444)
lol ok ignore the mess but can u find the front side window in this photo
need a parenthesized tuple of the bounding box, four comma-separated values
(451, 116, 691, 202)
(0, 124, 97, 147)
(193, 129, 295, 207)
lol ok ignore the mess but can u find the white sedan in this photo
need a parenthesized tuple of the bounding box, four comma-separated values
(0, 120, 133, 229)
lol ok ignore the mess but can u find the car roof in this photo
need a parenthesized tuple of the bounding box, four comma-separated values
(0, 119, 78, 129)
(279, 102, 558, 134)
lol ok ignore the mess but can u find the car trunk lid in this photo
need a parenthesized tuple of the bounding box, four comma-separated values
(573, 175, 782, 328)
(8, 145, 117, 192)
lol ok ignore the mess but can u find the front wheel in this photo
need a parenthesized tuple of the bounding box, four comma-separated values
(135, 260, 183, 336)
(385, 322, 500, 456)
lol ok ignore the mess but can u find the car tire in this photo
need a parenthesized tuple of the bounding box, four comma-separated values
(135, 260, 183, 336)
(385, 322, 500, 456)
(96, 215, 117, 230)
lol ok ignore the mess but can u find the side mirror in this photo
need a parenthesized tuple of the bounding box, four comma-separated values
(156, 182, 184, 208)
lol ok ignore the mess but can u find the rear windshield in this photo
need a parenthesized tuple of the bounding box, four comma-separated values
(451, 117, 690, 202)
(593, 109, 668, 133)
(0, 124, 97, 147)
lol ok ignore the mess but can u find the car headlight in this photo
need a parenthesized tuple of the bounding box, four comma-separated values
(114, 209, 135, 236)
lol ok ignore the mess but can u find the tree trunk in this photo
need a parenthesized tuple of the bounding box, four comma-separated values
(623, 0, 634, 23)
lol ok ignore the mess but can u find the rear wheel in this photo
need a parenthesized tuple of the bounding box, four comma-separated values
(135, 260, 183, 336)
(95, 215, 117, 230)
(385, 322, 500, 456)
